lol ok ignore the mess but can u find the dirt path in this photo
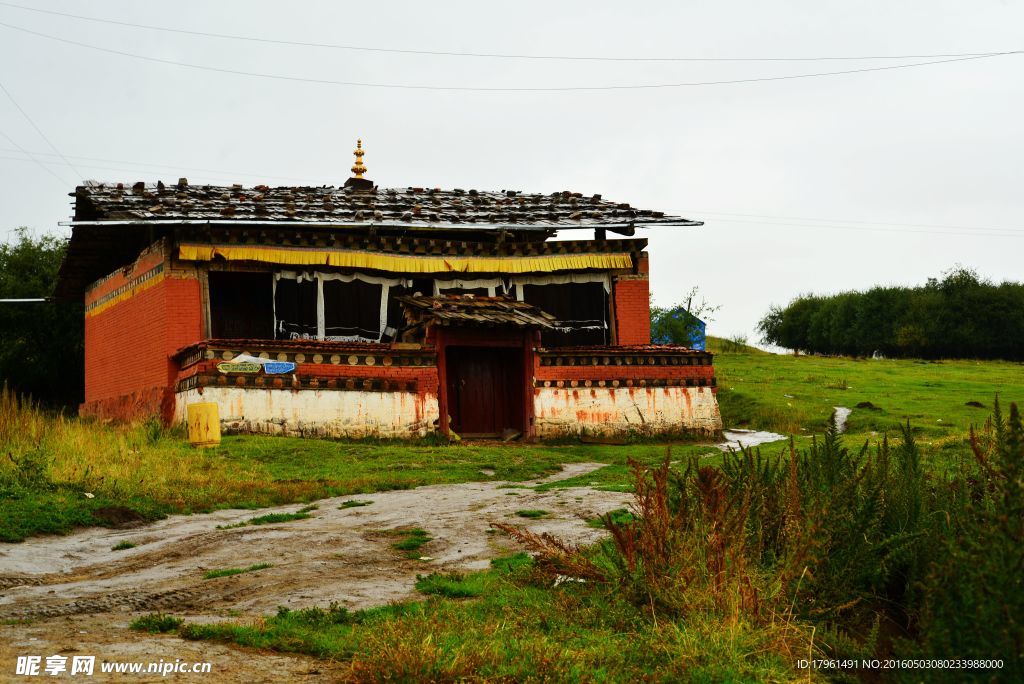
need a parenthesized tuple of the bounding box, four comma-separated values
(0, 463, 630, 681)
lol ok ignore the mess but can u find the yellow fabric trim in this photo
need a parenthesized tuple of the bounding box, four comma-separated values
(85, 271, 166, 318)
(176, 244, 633, 273)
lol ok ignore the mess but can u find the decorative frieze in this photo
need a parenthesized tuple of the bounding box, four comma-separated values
(177, 374, 419, 393)
(538, 351, 712, 367)
(534, 377, 716, 388)
(177, 341, 436, 370)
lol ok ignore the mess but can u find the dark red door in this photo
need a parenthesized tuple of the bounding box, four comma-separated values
(445, 346, 524, 438)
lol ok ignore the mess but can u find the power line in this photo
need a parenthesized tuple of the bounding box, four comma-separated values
(675, 209, 1024, 234)
(0, 20, 1018, 93)
(0, 1, 1010, 64)
(0, 127, 70, 187)
(0, 147, 323, 183)
(662, 215, 1024, 239)
(0, 153, 289, 185)
(0, 76, 82, 179)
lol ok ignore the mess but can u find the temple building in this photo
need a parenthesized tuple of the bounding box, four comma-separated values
(54, 143, 721, 439)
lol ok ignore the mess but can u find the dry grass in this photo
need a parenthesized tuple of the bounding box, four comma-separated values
(0, 387, 274, 511)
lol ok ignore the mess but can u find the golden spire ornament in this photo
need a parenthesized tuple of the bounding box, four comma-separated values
(351, 139, 367, 179)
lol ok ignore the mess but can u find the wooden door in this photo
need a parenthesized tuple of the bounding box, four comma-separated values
(445, 346, 523, 438)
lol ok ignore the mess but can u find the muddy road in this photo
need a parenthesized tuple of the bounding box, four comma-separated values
(1, 463, 630, 681)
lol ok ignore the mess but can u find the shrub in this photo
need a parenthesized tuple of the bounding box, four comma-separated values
(498, 403, 1022, 675)
(203, 563, 272, 580)
(130, 613, 183, 633)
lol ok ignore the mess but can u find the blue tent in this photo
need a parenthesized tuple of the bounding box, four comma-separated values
(689, 316, 707, 351)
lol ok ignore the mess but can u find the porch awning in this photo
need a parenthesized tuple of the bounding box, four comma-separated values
(176, 244, 632, 274)
(398, 295, 559, 329)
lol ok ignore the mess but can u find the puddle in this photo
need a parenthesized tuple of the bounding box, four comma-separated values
(833, 406, 852, 433)
(716, 429, 787, 452)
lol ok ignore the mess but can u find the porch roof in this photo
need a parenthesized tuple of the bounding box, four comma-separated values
(398, 295, 558, 329)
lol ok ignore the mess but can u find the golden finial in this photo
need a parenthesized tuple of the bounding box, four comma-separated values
(351, 139, 367, 179)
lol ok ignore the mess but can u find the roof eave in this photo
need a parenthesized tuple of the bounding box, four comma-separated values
(58, 219, 703, 231)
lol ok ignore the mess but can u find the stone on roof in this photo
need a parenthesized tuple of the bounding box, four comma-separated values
(398, 294, 559, 329)
(71, 180, 701, 230)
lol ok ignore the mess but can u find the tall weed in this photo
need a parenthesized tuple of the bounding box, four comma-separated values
(502, 402, 1022, 675)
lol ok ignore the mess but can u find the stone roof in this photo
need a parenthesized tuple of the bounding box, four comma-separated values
(71, 180, 701, 231)
(398, 295, 558, 329)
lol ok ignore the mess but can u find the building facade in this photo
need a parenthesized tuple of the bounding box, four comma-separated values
(56, 147, 721, 439)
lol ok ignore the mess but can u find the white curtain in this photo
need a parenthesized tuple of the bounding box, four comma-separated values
(274, 270, 411, 342)
(433, 277, 507, 297)
(510, 272, 611, 300)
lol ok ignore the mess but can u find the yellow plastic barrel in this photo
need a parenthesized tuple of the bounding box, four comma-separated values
(186, 402, 221, 448)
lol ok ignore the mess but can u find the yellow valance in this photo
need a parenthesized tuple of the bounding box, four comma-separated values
(177, 244, 633, 274)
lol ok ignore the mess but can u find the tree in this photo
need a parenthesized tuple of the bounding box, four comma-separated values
(0, 228, 83, 408)
(650, 286, 719, 347)
(756, 268, 1024, 360)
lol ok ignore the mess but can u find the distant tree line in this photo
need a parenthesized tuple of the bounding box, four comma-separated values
(0, 229, 83, 408)
(757, 268, 1024, 360)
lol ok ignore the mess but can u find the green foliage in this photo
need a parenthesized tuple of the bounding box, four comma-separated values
(130, 613, 183, 633)
(505, 403, 1021, 678)
(489, 552, 533, 574)
(514, 509, 548, 519)
(338, 499, 373, 508)
(758, 267, 1024, 359)
(650, 286, 718, 347)
(203, 563, 272, 580)
(110, 540, 136, 550)
(415, 572, 488, 598)
(587, 508, 637, 528)
(181, 556, 799, 681)
(0, 229, 83, 407)
(902, 398, 1024, 677)
(391, 528, 432, 557)
(707, 335, 760, 354)
(245, 511, 312, 525)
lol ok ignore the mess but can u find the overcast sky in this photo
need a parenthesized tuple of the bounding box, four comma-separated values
(1, 1, 1021, 340)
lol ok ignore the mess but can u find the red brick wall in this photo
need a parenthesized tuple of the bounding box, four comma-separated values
(534, 363, 715, 384)
(613, 277, 651, 345)
(83, 255, 203, 422)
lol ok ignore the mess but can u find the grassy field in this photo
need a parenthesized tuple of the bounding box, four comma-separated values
(2, 345, 1021, 542)
(3, 349, 1022, 681)
(174, 553, 800, 682)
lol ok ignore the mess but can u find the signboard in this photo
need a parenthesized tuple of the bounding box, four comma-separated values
(263, 361, 297, 375)
(217, 362, 261, 374)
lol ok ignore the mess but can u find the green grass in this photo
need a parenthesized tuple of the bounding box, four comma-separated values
(514, 509, 548, 519)
(415, 572, 488, 598)
(391, 528, 433, 558)
(714, 351, 1023, 466)
(215, 509, 313, 529)
(111, 540, 135, 551)
(179, 553, 801, 682)
(130, 613, 183, 633)
(339, 499, 373, 509)
(586, 508, 637, 528)
(203, 563, 272, 580)
(246, 511, 312, 525)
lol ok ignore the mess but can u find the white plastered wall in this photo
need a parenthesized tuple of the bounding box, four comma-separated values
(175, 387, 440, 439)
(533, 386, 722, 437)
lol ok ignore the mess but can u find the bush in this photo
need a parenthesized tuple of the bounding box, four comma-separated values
(499, 402, 1022, 677)
(0, 229, 83, 408)
(130, 613, 183, 633)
